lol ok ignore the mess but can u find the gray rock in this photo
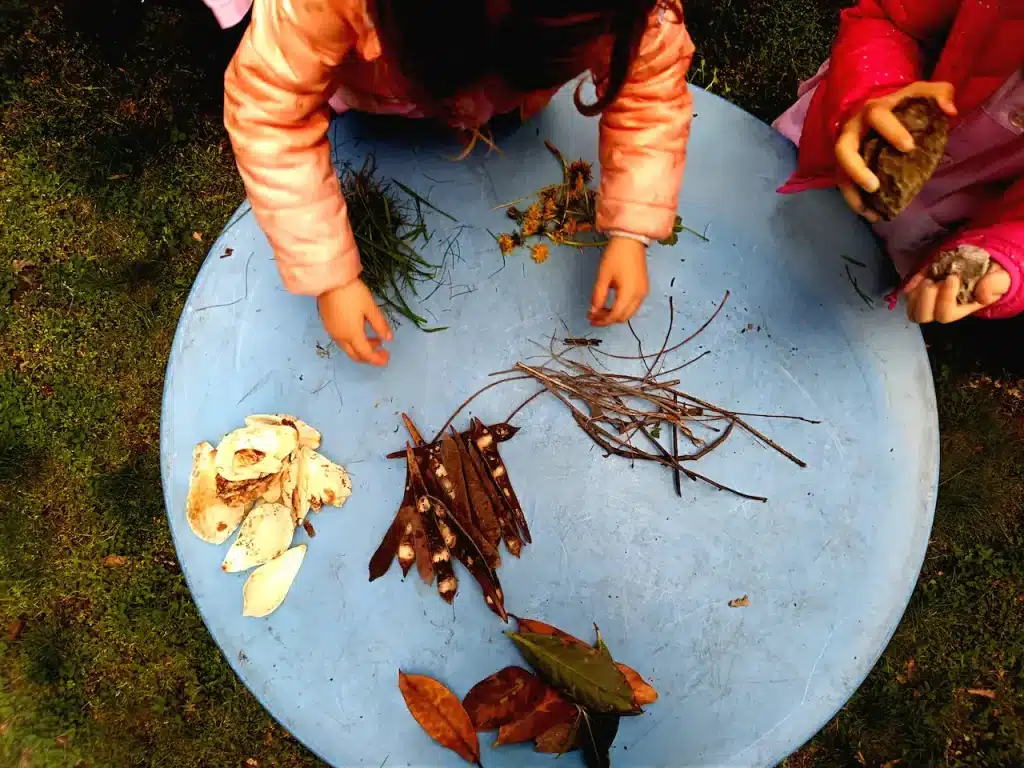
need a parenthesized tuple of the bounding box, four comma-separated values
(861, 97, 950, 221)
(929, 245, 991, 305)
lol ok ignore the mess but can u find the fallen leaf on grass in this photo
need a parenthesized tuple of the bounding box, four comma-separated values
(463, 666, 548, 731)
(967, 688, 996, 699)
(508, 632, 636, 714)
(192, 231, 203, 241)
(398, 672, 481, 765)
(6, 619, 25, 642)
(102, 555, 128, 568)
(728, 595, 750, 608)
(494, 688, 577, 745)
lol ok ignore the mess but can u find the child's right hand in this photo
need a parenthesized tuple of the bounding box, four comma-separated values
(317, 279, 392, 367)
(834, 81, 958, 221)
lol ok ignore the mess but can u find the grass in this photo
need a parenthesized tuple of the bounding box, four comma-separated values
(0, 0, 1021, 765)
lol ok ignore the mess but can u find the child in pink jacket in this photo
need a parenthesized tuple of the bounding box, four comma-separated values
(774, 0, 1024, 324)
(207, 0, 694, 366)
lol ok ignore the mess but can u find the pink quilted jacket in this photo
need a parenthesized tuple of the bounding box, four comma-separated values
(215, 0, 694, 295)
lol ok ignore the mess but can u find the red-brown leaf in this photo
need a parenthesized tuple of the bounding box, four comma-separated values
(494, 688, 578, 746)
(616, 663, 658, 706)
(534, 715, 581, 754)
(398, 672, 480, 765)
(463, 666, 548, 731)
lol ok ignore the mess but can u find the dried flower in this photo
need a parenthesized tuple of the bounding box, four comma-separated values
(498, 233, 517, 255)
(530, 244, 550, 264)
(521, 204, 544, 237)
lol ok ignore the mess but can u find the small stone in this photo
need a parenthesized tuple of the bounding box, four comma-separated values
(862, 97, 950, 221)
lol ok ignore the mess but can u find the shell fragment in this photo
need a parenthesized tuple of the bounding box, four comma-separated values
(186, 442, 247, 544)
(306, 449, 353, 511)
(221, 503, 295, 573)
(214, 424, 298, 482)
(243, 545, 307, 617)
(245, 414, 321, 450)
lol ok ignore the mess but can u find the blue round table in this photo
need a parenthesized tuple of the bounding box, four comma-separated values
(161, 87, 938, 766)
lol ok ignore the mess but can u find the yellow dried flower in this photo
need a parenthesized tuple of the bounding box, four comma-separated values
(498, 233, 516, 255)
(530, 243, 550, 264)
(521, 203, 543, 237)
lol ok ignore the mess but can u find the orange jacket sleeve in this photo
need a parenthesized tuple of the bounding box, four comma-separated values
(223, 0, 362, 295)
(596, 10, 695, 241)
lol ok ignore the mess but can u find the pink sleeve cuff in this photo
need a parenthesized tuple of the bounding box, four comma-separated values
(940, 225, 1024, 320)
(278, 251, 362, 296)
(203, 0, 253, 29)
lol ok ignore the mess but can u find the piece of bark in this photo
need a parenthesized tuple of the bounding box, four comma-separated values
(862, 97, 950, 221)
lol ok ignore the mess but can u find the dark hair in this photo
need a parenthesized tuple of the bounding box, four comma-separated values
(369, 0, 680, 118)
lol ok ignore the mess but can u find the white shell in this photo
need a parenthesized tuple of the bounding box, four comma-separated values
(281, 449, 311, 525)
(305, 449, 352, 511)
(214, 424, 298, 481)
(242, 545, 306, 617)
(186, 442, 246, 544)
(245, 414, 321, 450)
(221, 503, 295, 572)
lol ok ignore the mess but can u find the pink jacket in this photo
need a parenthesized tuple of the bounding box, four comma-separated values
(774, 0, 1024, 319)
(213, 0, 694, 296)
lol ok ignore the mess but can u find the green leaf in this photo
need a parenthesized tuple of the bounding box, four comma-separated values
(507, 632, 636, 714)
(649, 424, 662, 440)
(593, 624, 612, 660)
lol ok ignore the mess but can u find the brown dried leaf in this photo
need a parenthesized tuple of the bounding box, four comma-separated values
(967, 688, 997, 700)
(728, 595, 750, 608)
(398, 672, 480, 765)
(494, 688, 578, 746)
(102, 555, 128, 568)
(534, 715, 581, 754)
(463, 666, 548, 731)
(617, 663, 658, 706)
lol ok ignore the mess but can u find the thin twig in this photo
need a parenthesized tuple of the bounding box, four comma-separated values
(428, 375, 533, 443)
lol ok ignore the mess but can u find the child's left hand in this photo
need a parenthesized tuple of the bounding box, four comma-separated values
(589, 237, 650, 327)
(903, 262, 1010, 323)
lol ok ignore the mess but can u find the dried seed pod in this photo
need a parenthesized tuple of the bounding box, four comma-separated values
(470, 417, 530, 545)
(451, 430, 504, 551)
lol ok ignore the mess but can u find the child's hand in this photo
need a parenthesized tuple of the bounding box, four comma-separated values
(903, 262, 1009, 324)
(589, 237, 650, 327)
(317, 279, 393, 366)
(835, 81, 958, 221)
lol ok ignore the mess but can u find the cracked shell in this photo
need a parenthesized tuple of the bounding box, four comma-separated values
(245, 414, 321, 450)
(221, 502, 295, 572)
(214, 424, 298, 482)
(186, 442, 247, 544)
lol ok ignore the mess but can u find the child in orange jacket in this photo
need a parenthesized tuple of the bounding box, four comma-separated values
(211, 0, 694, 365)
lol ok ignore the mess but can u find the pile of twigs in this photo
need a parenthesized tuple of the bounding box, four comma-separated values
(341, 159, 457, 330)
(435, 292, 818, 502)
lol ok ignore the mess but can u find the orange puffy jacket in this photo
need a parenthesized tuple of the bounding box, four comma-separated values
(223, 0, 694, 295)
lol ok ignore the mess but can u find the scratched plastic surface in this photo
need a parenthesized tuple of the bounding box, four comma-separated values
(161, 87, 938, 767)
